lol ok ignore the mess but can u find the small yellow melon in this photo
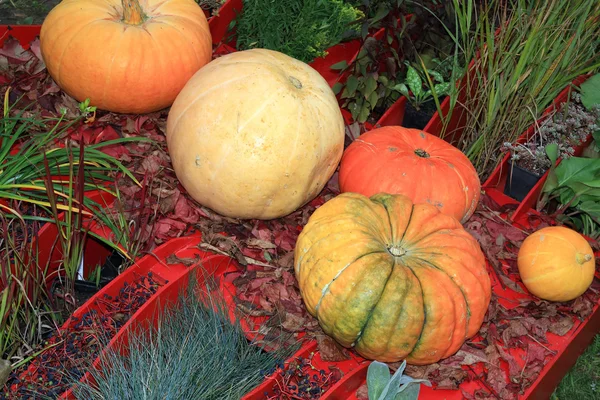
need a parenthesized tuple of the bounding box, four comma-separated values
(517, 226, 595, 302)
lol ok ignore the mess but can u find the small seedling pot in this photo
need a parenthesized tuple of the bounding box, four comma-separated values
(503, 161, 543, 202)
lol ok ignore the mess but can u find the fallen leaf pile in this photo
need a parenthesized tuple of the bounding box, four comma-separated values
(2, 35, 599, 400)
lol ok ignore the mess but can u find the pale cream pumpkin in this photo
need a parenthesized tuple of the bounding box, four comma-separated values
(166, 48, 345, 219)
(40, 0, 212, 114)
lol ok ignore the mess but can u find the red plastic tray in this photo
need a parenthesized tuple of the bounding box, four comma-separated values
(241, 340, 366, 400)
(57, 234, 247, 399)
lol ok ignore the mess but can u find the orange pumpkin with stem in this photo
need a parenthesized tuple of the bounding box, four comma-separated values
(294, 192, 492, 364)
(518, 226, 596, 302)
(338, 126, 481, 223)
(40, 0, 212, 114)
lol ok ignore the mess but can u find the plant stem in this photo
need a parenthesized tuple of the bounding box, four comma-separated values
(121, 0, 146, 25)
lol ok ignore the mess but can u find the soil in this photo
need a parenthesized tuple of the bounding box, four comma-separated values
(402, 98, 445, 130)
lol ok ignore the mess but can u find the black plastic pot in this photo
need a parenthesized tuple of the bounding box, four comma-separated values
(503, 161, 543, 202)
(402, 97, 447, 130)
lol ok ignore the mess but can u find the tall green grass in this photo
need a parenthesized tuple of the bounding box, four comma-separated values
(436, 0, 600, 177)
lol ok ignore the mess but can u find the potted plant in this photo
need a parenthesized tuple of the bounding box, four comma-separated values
(500, 90, 600, 201)
(396, 62, 452, 129)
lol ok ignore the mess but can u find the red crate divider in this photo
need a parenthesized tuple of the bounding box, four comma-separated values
(209, 0, 242, 45)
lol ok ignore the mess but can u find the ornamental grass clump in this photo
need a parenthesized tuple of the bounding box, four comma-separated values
(235, 0, 363, 63)
(71, 276, 299, 400)
(442, 0, 600, 178)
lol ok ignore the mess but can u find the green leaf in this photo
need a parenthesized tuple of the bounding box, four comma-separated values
(427, 70, 444, 82)
(433, 82, 451, 97)
(367, 361, 391, 399)
(579, 200, 600, 218)
(378, 75, 389, 85)
(368, 90, 380, 108)
(554, 157, 600, 188)
(330, 60, 348, 71)
(580, 73, 600, 110)
(332, 83, 343, 95)
(358, 103, 371, 123)
(593, 129, 600, 145)
(345, 75, 359, 97)
(393, 83, 409, 97)
(361, 22, 369, 40)
(364, 76, 378, 98)
(545, 143, 559, 164)
(406, 66, 423, 97)
(395, 382, 421, 400)
(372, 5, 390, 23)
(348, 101, 359, 120)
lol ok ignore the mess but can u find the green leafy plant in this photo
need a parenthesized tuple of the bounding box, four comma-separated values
(330, 13, 412, 124)
(396, 62, 451, 111)
(366, 360, 431, 400)
(332, 37, 407, 124)
(501, 90, 600, 176)
(71, 274, 299, 400)
(331, 1, 464, 125)
(235, 0, 363, 63)
(538, 156, 600, 239)
(1, 90, 151, 256)
(537, 75, 600, 239)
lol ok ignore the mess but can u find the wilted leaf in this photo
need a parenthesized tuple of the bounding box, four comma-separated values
(316, 335, 350, 362)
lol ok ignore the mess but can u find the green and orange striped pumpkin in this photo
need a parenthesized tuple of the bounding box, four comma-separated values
(294, 192, 491, 364)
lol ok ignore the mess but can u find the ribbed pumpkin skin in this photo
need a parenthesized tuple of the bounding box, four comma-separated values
(294, 192, 491, 364)
(40, 0, 212, 114)
(166, 49, 345, 220)
(338, 126, 481, 223)
(518, 226, 595, 302)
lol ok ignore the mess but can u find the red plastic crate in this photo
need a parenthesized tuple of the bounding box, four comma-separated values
(242, 341, 366, 400)
(483, 74, 592, 222)
(57, 234, 248, 399)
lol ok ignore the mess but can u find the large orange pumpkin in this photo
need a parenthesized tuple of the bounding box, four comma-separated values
(338, 126, 481, 223)
(166, 48, 345, 220)
(518, 226, 595, 302)
(294, 192, 491, 364)
(40, 0, 212, 114)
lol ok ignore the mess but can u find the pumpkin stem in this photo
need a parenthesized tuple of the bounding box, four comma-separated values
(576, 253, 593, 264)
(414, 149, 430, 158)
(388, 246, 406, 257)
(122, 0, 147, 25)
